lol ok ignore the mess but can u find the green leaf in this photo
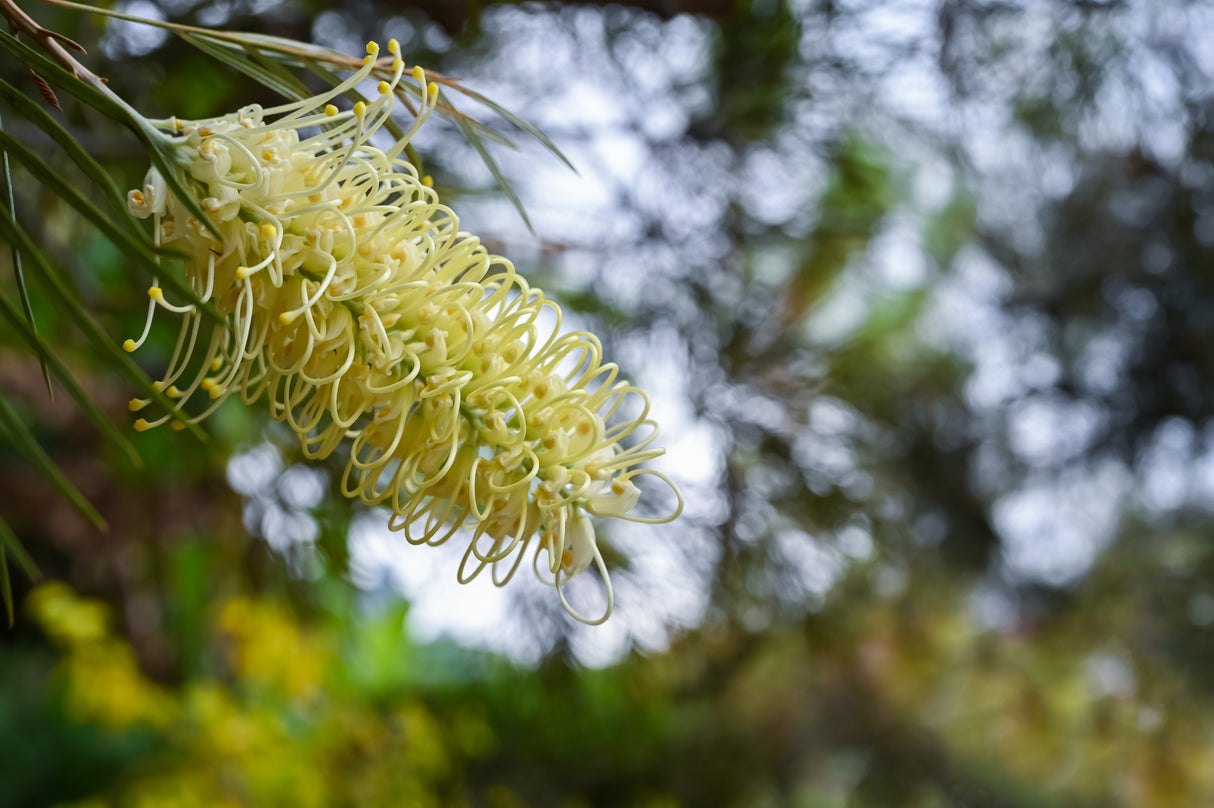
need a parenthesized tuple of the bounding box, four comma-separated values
(0, 30, 132, 124)
(0, 31, 220, 239)
(448, 84, 577, 173)
(177, 31, 308, 102)
(0, 75, 129, 219)
(0, 128, 220, 321)
(0, 109, 51, 397)
(0, 514, 36, 578)
(0, 195, 206, 441)
(0, 289, 142, 469)
(0, 513, 39, 627)
(0, 546, 10, 627)
(0, 394, 106, 530)
(452, 106, 534, 232)
(245, 42, 316, 99)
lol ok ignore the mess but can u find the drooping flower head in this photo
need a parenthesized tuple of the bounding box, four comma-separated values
(124, 40, 682, 623)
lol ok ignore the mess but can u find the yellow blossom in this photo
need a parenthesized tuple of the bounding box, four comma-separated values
(123, 43, 682, 623)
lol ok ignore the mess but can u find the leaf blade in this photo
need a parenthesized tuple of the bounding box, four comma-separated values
(447, 83, 577, 173)
(0, 289, 143, 469)
(0, 75, 129, 218)
(452, 108, 534, 232)
(0, 394, 106, 530)
(0, 109, 52, 396)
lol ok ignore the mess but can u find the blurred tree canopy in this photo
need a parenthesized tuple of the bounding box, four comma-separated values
(3, 0, 1214, 805)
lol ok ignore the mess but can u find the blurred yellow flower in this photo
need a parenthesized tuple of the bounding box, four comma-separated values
(123, 40, 681, 622)
(27, 583, 174, 729)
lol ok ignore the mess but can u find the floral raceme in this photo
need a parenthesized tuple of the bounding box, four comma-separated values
(124, 41, 681, 624)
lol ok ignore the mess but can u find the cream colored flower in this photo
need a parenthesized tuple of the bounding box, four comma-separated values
(124, 40, 682, 623)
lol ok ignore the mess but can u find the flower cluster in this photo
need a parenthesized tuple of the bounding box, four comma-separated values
(124, 41, 681, 623)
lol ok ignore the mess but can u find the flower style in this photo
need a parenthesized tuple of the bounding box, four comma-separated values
(123, 40, 682, 623)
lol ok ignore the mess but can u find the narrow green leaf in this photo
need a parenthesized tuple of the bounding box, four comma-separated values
(0, 514, 37, 578)
(0, 289, 143, 469)
(178, 31, 306, 101)
(40, 0, 323, 59)
(245, 43, 315, 100)
(0, 512, 39, 625)
(0, 196, 207, 441)
(0, 75, 129, 218)
(448, 84, 577, 173)
(0, 31, 132, 124)
(0, 109, 52, 397)
(0, 394, 106, 530)
(0, 128, 220, 321)
(0, 546, 11, 626)
(0, 33, 221, 240)
(452, 108, 534, 233)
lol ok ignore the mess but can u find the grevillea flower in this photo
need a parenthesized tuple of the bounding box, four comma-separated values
(123, 40, 682, 623)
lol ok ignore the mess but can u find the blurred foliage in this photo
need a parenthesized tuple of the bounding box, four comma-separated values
(13, 563, 1214, 807)
(3, 0, 1214, 805)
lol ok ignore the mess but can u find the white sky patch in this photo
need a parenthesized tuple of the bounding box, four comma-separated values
(1006, 394, 1105, 468)
(103, 0, 169, 58)
(995, 459, 1130, 586)
(776, 529, 846, 603)
(1139, 418, 1198, 515)
(347, 506, 714, 666)
(347, 512, 550, 664)
(869, 216, 929, 290)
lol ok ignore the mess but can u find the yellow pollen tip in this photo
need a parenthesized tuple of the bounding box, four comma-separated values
(422, 175, 433, 187)
(152, 381, 166, 392)
(208, 385, 224, 400)
(325, 104, 338, 117)
(366, 41, 379, 55)
(147, 287, 164, 302)
(427, 83, 439, 99)
(133, 418, 151, 432)
(378, 81, 390, 95)
(363, 54, 374, 65)
(201, 378, 215, 392)
(353, 101, 367, 118)
(166, 385, 182, 398)
(235, 266, 251, 279)
(171, 421, 186, 431)
(388, 38, 400, 55)
(279, 311, 299, 326)
(261, 223, 277, 240)
(122, 339, 137, 352)
(392, 58, 404, 72)
(210, 358, 223, 372)
(128, 398, 144, 412)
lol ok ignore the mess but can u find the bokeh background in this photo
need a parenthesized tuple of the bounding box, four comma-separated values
(3, 0, 1214, 805)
